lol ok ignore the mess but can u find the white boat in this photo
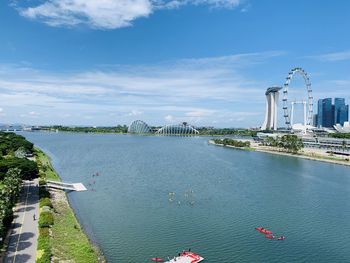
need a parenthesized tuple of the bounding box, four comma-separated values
(164, 251, 204, 263)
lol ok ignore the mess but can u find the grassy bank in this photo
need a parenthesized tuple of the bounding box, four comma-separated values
(36, 148, 60, 181)
(35, 148, 103, 263)
(50, 191, 100, 263)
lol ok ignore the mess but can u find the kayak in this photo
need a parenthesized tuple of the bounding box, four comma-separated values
(265, 235, 274, 239)
(151, 258, 164, 262)
(261, 229, 273, 235)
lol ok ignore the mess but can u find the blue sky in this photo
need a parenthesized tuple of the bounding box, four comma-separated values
(0, 0, 350, 127)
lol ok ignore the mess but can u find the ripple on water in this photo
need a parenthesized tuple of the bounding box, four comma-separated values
(22, 133, 350, 262)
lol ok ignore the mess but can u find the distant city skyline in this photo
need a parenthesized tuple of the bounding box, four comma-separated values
(317, 97, 349, 128)
(1, 1, 350, 127)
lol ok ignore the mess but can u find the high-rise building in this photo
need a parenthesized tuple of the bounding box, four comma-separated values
(317, 100, 323, 128)
(317, 98, 333, 128)
(338, 104, 349, 125)
(261, 87, 282, 130)
(334, 98, 349, 125)
(313, 114, 318, 127)
(317, 98, 349, 128)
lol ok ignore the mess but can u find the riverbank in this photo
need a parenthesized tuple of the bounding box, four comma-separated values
(35, 148, 105, 262)
(209, 140, 350, 167)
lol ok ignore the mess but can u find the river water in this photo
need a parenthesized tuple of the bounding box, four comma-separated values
(23, 132, 350, 263)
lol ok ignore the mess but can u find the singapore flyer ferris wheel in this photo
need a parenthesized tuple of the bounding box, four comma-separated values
(282, 67, 313, 129)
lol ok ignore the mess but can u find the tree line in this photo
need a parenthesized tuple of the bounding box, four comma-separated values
(198, 128, 258, 136)
(50, 125, 129, 133)
(0, 132, 38, 248)
(213, 138, 251, 148)
(330, 133, 350, 139)
(262, 134, 304, 153)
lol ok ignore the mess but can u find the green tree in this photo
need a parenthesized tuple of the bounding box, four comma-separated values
(280, 135, 304, 153)
(0, 157, 38, 180)
(0, 168, 22, 242)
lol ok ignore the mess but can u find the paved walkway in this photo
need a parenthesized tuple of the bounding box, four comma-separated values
(3, 179, 39, 263)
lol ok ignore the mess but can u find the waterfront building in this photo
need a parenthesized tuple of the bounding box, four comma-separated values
(334, 98, 349, 125)
(261, 86, 282, 130)
(334, 122, 350, 133)
(156, 123, 199, 136)
(338, 104, 349, 125)
(323, 98, 334, 128)
(313, 114, 318, 127)
(317, 100, 323, 128)
(317, 98, 334, 128)
(128, 120, 151, 134)
(317, 98, 349, 128)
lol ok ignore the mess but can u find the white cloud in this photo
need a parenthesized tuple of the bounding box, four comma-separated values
(128, 109, 143, 116)
(16, 0, 242, 29)
(308, 50, 350, 62)
(0, 51, 282, 126)
(20, 111, 41, 119)
(156, 0, 241, 9)
(185, 109, 215, 117)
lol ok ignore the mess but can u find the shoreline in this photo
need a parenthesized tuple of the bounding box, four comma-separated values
(208, 140, 350, 167)
(21, 130, 253, 137)
(35, 148, 105, 262)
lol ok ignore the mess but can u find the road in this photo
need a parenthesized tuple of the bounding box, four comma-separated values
(3, 179, 39, 263)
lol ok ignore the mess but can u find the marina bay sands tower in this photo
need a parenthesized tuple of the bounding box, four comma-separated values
(261, 86, 282, 130)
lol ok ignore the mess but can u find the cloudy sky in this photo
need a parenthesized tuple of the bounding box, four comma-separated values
(0, 0, 350, 127)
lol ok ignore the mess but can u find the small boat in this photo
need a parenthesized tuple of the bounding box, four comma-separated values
(151, 258, 164, 262)
(164, 251, 204, 263)
(261, 229, 273, 235)
(255, 227, 272, 235)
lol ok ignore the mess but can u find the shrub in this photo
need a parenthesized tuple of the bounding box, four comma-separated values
(41, 206, 51, 212)
(37, 227, 51, 263)
(39, 187, 50, 199)
(39, 212, 54, 228)
(38, 227, 50, 239)
(36, 251, 51, 263)
(40, 198, 53, 208)
(39, 179, 46, 186)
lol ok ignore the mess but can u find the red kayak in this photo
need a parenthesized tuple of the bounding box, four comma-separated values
(265, 235, 274, 239)
(261, 229, 273, 235)
(255, 227, 264, 231)
(151, 258, 164, 262)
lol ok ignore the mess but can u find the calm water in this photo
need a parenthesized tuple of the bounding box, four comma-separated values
(23, 132, 350, 263)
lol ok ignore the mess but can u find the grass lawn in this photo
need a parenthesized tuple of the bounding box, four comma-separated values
(51, 195, 100, 263)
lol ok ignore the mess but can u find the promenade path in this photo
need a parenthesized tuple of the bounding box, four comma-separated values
(3, 179, 39, 263)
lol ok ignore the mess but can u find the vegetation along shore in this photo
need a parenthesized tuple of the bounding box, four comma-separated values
(0, 132, 38, 257)
(210, 136, 350, 167)
(0, 131, 103, 262)
(35, 148, 105, 263)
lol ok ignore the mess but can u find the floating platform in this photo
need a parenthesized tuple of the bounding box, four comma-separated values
(46, 180, 87, 192)
(165, 252, 204, 263)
